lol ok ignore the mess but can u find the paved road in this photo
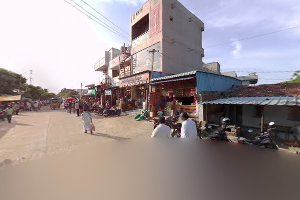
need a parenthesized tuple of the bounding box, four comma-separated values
(0, 108, 152, 165)
(1, 109, 300, 200)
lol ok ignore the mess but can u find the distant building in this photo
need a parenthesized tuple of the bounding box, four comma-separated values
(203, 83, 300, 143)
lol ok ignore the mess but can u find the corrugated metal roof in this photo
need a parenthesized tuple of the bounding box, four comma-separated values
(151, 77, 195, 85)
(151, 71, 197, 82)
(203, 96, 300, 106)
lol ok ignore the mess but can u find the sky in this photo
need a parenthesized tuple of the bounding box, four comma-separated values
(0, 0, 299, 93)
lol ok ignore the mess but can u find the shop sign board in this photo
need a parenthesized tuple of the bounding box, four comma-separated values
(120, 72, 150, 87)
(105, 89, 112, 96)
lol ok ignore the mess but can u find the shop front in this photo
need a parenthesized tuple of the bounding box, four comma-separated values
(150, 70, 243, 120)
(151, 75, 197, 117)
(119, 71, 151, 110)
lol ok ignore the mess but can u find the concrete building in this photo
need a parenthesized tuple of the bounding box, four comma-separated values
(94, 47, 127, 87)
(128, 0, 204, 76)
(203, 83, 300, 143)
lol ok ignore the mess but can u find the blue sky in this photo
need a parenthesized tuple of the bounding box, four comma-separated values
(0, 0, 299, 92)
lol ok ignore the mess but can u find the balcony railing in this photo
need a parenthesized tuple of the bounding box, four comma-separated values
(95, 57, 108, 71)
(132, 31, 149, 49)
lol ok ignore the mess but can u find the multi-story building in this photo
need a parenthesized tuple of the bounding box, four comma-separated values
(128, 0, 204, 75)
(94, 47, 123, 87)
(119, 0, 205, 108)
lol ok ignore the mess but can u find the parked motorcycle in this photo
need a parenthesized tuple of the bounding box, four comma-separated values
(103, 107, 121, 117)
(208, 118, 231, 142)
(93, 106, 105, 116)
(237, 122, 278, 149)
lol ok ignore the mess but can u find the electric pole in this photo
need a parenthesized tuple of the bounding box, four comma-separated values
(147, 49, 159, 112)
(29, 70, 33, 85)
(80, 83, 83, 100)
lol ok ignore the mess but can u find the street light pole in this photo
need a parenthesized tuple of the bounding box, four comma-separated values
(147, 49, 159, 112)
(80, 83, 83, 100)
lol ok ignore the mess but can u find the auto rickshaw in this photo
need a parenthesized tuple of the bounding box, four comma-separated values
(50, 98, 60, 110)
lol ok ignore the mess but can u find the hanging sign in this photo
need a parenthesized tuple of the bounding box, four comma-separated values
(105, 90, 112, 96)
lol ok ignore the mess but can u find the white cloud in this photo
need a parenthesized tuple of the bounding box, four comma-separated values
(231, 40, 242, 57)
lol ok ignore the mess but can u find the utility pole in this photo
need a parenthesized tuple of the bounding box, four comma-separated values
(80, 83, 83, 100)
(29, 70, 33, 85)
(147, 49, 159, 112)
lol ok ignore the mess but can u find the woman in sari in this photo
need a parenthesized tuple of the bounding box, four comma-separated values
(82, 108, 93, 134)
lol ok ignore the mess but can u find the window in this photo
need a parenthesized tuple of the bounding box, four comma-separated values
(112, 70, 119, 78)
(288, 106, 300, 121)
(131, 14, 149, 40)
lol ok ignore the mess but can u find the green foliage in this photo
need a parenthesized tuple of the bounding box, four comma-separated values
(0, 68, 27, 95)
(0, 68, 56, 100)
(288, 77, 300, 83)
(23, 85, 56, 100)
(287, 71, 300, 83)
(58, 88, 79, 99)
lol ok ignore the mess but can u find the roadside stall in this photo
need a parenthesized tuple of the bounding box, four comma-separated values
(150, 70, 242, 120)
(119, 71, 151, 110)
(150, 72, 198, 117)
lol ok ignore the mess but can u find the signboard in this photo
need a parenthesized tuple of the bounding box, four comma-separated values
(105, 90, 112, 96)
(150, 4, 161, 37)
(120, 72, 150, 87)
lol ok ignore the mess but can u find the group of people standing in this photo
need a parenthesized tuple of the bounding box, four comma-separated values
(151, 112, 198, 139)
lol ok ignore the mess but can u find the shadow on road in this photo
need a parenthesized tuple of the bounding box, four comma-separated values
(92, 132, 129, 141)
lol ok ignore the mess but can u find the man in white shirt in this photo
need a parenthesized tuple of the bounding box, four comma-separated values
(180, 112, 198, 139)
(75, 101, 80, 117)
(151, 117, 172, 138)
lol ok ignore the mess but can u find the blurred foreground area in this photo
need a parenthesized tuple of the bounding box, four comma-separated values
(0, 139, 299, 200)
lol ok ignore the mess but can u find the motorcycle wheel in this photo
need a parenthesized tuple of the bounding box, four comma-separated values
(267, 143, 278, 150)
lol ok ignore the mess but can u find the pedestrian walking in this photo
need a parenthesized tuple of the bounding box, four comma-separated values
(33, 101, 39, 112)
(75, 101, 80, 117)
(82, 108, 93, 134)
(26, 101, 31, 111)
(6, 106, 14, 123)
(68, 101, 72, 113)
(83, 101, 89, 111)
(180, 112, 198, 139)
(13, 103, 20, 115)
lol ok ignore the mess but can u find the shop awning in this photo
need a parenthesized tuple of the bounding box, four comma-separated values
(151, 71, 197, 82)
(87, 89, 97, 96)
(151, 77, 195, 85)
(0, 95, 22, 102)
(203, 96, 300, 107)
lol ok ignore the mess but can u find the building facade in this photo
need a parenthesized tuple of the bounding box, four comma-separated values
(129, 0, 204, 76)
(93, 0, 205, 109)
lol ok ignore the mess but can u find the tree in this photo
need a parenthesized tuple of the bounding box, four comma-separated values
(58, 88, 79, 99)
(287, 71, 300, 83)
(0, 68, 27, 95)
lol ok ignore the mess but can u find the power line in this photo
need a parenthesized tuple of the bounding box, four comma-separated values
(206, 25, 300, 48)
(80, 0, 130, 37)
(64, 0, 129, 42)
(234, 70, 297, 73)
(64, 0, 299, 79)
(69, 0, 129, 41)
